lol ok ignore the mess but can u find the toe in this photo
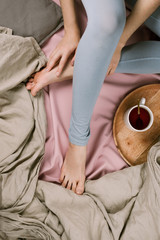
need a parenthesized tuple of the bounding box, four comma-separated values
(62, 176, 69, 188)
(31, 83, 42, 96)
(26, 82, 34, 90)
(29, 78, 34, 83)
(76, 179, 85, 195)
(30, 73, 36, 78)
(66, 180, 72, 190)
(71, 181, 77, 193)
(59, 171, 65, 183)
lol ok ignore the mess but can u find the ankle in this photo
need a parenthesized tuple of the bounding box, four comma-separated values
(69, 142, 87, 149)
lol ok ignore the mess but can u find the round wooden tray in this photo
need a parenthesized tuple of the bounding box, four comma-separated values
(113, 84, 160, 166)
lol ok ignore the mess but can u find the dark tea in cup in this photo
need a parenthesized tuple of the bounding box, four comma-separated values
(129, 107, 150, 130)
(124, 97, 153, 132)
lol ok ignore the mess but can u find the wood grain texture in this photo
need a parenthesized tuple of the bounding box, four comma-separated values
(113, 84, 160, 166)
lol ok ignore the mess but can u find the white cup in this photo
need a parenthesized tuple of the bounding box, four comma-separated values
(124, 97, 154, 132)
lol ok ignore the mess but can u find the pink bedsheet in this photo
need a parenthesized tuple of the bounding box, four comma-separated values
(38, 0, 160, 183)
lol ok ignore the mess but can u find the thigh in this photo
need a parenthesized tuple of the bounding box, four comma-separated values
(125, 0, 160, 37)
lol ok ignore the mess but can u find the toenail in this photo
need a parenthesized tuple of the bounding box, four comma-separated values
(77, 190, 82, 194)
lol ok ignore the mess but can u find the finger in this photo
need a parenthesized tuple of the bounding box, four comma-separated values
(48, 50, 59, 64)
(47, 56, 60, 71)
(109, 63, 117, 76)
(56, 54, 68, 76)
(109, 67, 116, 75)
(49, 49, 58, 60)
(46, 53, 61, 71)
(106, 64, 111, 76)
(71, 54, 76, 66)
(107, 68, 112, 76)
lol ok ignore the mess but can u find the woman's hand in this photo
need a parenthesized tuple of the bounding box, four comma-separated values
(107, 43, 124, 76)
(46, 30, 80, 76)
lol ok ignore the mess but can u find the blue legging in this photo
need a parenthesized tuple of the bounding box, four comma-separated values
(68, 0, 160, 146)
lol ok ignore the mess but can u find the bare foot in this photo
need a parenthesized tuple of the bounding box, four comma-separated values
(60, 142, 87, 195)
(26, 61, 73, 96)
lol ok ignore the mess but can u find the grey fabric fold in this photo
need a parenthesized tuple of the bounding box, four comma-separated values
(0, 26, 47, 212)
(0, 27, 160, 240)
(0, 0, 64, 46)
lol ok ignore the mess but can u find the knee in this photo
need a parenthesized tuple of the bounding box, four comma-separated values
(100, 12, 125, 35)
(98, 13, 125, 38)
(87, 3, 125, 40)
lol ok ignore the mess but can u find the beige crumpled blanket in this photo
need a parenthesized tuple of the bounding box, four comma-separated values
(0, 27, 160, 240)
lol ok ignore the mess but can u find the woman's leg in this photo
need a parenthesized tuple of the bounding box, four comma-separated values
(60, 0, 126, 195)
(68, 0, 126, 146)
(27, 0, 160, 94)
(116, 41, 160, 73)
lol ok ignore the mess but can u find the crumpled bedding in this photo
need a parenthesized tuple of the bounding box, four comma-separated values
(0, 26, 160, 240)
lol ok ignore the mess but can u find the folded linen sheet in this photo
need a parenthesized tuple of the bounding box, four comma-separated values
(0, 26, 160, 240)
(0, 26, 47, 216)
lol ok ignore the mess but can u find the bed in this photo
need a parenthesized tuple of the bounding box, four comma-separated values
(0, 0, 160, 239)
(39, 0, 160, 182)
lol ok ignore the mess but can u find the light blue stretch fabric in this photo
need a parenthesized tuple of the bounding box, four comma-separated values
(68, 0, 160, 146)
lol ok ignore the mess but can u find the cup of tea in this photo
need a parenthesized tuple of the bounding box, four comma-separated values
(124, 97, 154, 132)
